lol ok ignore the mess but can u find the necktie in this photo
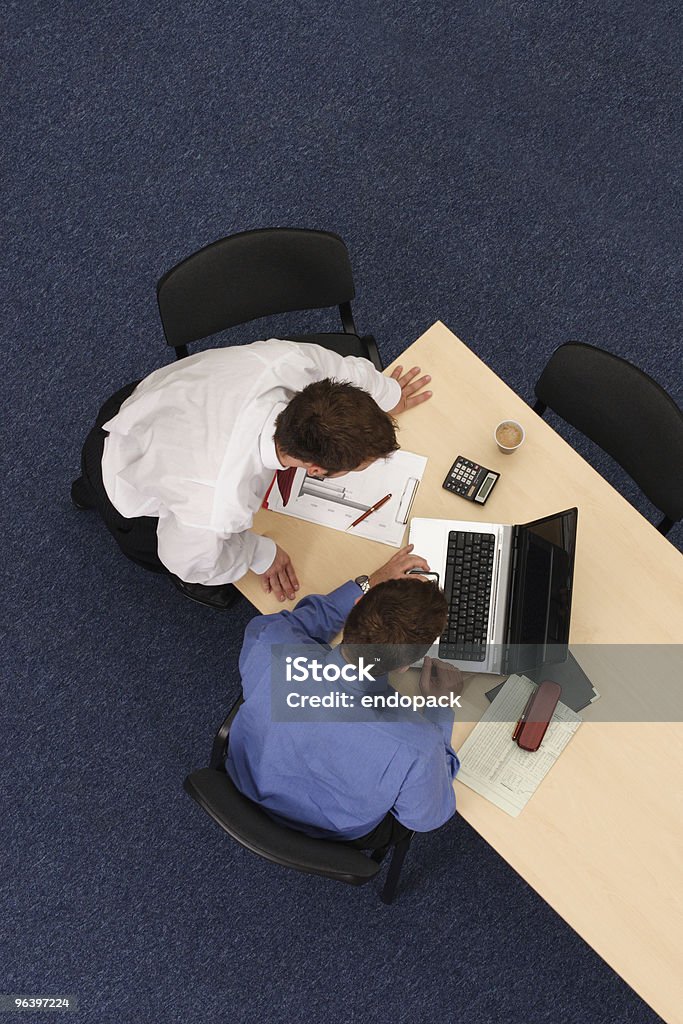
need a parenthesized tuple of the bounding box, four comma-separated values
(276, 467, 297, 506)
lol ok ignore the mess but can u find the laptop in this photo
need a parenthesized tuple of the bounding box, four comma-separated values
(408, 507, 578, 675)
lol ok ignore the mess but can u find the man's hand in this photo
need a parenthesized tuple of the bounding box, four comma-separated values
(258, 544, 300, 602)
(419, 656, 464, 700)
(368, 544, 431, 588)
(386, 365, 432, 415)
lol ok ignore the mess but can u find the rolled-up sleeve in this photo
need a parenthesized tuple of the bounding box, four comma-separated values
(303, 344, 401, 412)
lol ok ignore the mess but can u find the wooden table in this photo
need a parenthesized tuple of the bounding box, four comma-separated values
(236, 321, 683, 1024)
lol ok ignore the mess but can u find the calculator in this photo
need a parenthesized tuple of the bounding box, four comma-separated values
(442, 456, 500, 505)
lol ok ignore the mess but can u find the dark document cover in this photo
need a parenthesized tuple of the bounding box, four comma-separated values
(485, 650, 598, 712)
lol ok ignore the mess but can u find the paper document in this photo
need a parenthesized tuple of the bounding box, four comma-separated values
(263, 450, 427, 547)
(457, 674, 581, 817)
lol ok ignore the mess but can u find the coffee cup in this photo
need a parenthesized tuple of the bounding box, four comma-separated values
(494, 419, 525, 454)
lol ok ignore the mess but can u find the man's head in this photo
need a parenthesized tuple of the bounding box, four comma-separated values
(342, 578, 448, 676)
(274, 379, 399, 477)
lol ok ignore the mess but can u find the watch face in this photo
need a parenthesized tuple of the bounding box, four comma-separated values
(355, 575, 370, 593)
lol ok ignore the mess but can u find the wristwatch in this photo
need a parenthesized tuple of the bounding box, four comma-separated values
(354, 574, 371, 595)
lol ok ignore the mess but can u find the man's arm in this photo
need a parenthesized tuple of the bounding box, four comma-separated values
(299, 343, 433, 416)
(156, 512, 276, 585)
(300, 344, 401, 412)
(238, 580, 362, 696)
(244, 580, 361, 650)
(240, 545, 437, 697)
(392, 738, 460, 833)
(419, 658, 464, 748)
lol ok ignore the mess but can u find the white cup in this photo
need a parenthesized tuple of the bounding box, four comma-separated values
(494, 419, 525, 454)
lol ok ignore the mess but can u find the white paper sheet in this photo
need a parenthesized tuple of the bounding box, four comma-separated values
(457, 674, 582, 817)
(264, 450, 427, 547)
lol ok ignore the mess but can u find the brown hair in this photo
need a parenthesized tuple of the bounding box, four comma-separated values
(342, 579, 448, 675)
(274, 379, 399, 472)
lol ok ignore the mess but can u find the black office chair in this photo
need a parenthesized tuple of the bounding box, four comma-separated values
(156, 227, 383, 369)
(71, 227, 383, 578)
(183, 698, 415, 904)
(532, 342, 683, 535)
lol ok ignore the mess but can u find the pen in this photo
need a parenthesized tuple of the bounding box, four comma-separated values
(346, 493, 392, 530)
(512, 693, 534, 741)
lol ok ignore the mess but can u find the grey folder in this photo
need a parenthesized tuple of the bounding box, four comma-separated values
(485, 650, 598, 713)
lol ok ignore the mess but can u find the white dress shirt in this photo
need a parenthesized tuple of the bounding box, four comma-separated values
(100, 339, 401, 586)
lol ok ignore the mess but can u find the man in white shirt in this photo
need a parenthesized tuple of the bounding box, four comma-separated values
(72, 339, 432, 610)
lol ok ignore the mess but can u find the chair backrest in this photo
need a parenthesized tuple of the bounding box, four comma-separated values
(157, 228, 356, 348)
(184, 768, 380, 886)
(535, 342, 683, 521)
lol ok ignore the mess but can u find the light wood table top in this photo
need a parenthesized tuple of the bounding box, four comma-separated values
(236, 321, 683, 1024)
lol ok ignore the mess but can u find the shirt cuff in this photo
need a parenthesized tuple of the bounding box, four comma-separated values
(331, 579, 366, 614)
(378, 375, 402, 412)
(250, 534, 277, 574)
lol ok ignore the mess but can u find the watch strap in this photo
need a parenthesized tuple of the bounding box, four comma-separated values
(354, 575, 370, 594)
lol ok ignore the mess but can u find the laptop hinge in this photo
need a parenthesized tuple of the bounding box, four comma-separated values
(505, 528, 521, 649)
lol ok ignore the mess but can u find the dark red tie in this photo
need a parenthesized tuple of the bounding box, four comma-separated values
(276, 467, 297, 506)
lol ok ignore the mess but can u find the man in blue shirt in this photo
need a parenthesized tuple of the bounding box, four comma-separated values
(226, 545, 461, 849)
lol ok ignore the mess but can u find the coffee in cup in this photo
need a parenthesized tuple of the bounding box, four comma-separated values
(494, 419, 525, 454)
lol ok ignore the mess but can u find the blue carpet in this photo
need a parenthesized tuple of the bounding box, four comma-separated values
(3, 1, 679, 1022)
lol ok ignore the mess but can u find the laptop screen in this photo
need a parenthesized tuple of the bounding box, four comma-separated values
(507, 508, 578, 672)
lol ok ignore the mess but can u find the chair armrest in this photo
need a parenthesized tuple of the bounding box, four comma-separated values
(360, 334, 383, 372)
(210, 695, 244, 770)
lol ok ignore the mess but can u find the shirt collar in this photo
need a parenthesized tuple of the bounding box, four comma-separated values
(259, 402, 288, 470)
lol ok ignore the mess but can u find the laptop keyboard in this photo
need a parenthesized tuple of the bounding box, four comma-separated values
(438, 530, 495, 662)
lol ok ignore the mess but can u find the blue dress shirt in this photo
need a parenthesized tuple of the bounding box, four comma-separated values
(226, 580, 460, 841)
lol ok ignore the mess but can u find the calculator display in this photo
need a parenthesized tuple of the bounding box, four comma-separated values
(475, 473, 496, 503)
